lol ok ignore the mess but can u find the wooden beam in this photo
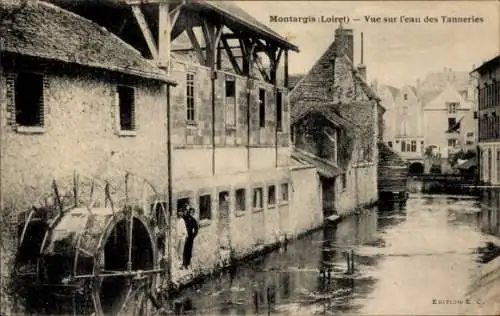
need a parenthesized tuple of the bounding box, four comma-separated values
(169, 3, 184, 29)
(253, 52, 270, 83)
(158, 2, 170, 69)
(221, 35, 242, 75)
(186, 27, 206, 65)
(131, 5, 158, 60)
(284, 49, 289, 88)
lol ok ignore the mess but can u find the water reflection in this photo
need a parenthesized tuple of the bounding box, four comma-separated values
(171, 192, 499, 315)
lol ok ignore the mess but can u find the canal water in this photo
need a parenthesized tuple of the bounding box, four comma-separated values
(168, 190, 500, 315)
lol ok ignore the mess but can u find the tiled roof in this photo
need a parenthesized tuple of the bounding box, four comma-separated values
(0, 1, 175, 84)
(287, 74, 305, 90)
(292, 148, 344, 178)
(471, 55, 499, 73)
(378, 141, 406, 167)
(291, 100, 357, 131)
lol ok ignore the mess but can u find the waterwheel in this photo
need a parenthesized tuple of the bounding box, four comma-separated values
(13, 172, 171, 315)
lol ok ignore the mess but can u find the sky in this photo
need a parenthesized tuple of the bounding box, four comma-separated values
(235, 1, 499, 87)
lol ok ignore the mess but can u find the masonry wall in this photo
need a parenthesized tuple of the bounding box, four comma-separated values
(167, 58, 305, 286)
(0, 67, 169, 313)
(0, 68, 169, 212)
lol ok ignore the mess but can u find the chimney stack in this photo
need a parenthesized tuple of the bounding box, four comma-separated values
(335, 23, 354, 62)
(356, 32, 367, 80)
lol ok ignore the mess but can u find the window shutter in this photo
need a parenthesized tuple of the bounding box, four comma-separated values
(131, 88, 136, 131)
(5, 73, 16, 128)
(39, 75, 47, 127)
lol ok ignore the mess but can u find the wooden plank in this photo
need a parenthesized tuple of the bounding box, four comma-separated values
(158, 2, 170, 69)
(170, 3, 184, 29)
(186, 27, 206, 65)
(131, 5, 158, 60)
(221, 35, 242, 75)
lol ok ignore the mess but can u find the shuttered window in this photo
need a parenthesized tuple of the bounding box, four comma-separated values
(15, 72, 45, 127)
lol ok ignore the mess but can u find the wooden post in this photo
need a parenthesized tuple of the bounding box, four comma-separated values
(131, 5, 158, 60)
(158, 2, 171, 69)
(284, 49, 289, 88)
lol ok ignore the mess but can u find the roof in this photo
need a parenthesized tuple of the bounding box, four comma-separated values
(419, 89, 442, 106)
(193, 1, 299, 52)
(386, 85, 400, 99)
(0, 1, 176, 84)
(471, 55, 500, 74)
(288, 74, 305, 90)
(292, 148, 344, 178)
(378, 141, 406, 167)
(291, 100, 357, 131)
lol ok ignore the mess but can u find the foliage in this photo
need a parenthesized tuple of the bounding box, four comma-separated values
(449, 149, 476, 166)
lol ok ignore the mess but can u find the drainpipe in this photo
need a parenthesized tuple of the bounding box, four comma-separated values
(165, 83, 173, 289)
(212, 71, 216, 175)
(247, 80, 251, 169)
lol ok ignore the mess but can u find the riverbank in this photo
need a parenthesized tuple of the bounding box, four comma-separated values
(165, 193, 500, 315)
(167, 201, 378, 296)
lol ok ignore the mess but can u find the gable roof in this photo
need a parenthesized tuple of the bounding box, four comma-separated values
(291, 101, 357, 131)
(194, 1, 299, 52)
(0, 1, 175, 84)
(419, 89, 442, 106)
(386, 85, 400, 99)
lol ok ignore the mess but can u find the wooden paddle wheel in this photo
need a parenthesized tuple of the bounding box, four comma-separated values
(12, 172, 171, 315)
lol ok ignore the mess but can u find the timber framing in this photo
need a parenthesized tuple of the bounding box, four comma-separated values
(123, 0, 295, 84)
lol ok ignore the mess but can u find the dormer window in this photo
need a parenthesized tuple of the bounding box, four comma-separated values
(403, 93, 408, 100)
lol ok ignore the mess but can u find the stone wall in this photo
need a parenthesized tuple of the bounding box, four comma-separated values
(0, 67, 169, 313)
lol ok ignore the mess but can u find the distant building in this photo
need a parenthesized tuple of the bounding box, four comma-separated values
(422, 82, 475, 173)
(472, 55, 500, 185)
(374, 68, 477, 174)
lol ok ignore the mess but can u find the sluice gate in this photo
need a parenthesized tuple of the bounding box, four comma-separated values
(12, 174, 170, 315)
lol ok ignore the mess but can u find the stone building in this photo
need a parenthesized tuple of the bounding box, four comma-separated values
(472, 55, 500, 185)
(289, 25, 382, 217)
(422, 82, 475, 173)
(2, 0, 323, 298)
(0, 1, 177, 312)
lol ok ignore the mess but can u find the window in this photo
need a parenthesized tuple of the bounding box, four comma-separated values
(117, 86, 135, 131)
(401, 140, 406, 152)
(225, 76, 236, 127)
(252, 188, 263, 209)
(401, 120, 408, 136)
(235, 189, 246, 211)
(280, 183, 289, 202)
(341, 174, 347, 189)
(411, 140, 417, 152)
(448, 139, 457, 147)
(406, 142, 411, 152)
(267, 185, 276, 206)
(177, 197, 191, 213)
(388, 141, 393, 148)
(403, 93, 408, 100)
(15, 72, 44, 127)
(199, 194, 212, 220)
(276, 91, 283, 131)
(447, 103, 457, 114)
(259, 88, 266, 127)
(467, 132, 474, 137)
(402, 106, 409, 115)
(186, 73, 195, 121)
(448, 117, 456, 130)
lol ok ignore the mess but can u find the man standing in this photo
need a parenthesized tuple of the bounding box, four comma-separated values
(182, 205, 199, 269)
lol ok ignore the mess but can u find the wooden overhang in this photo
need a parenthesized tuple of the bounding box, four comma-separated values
(49, 0, 299, 84)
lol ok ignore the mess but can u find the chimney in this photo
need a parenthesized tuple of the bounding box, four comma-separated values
(356, 32, 367, 80)
(335, 23, 354, 62)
